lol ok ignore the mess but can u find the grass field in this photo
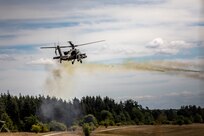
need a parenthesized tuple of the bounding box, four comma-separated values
(93, 124, 204, 136)
(0, 132, 41, 136)
(0, 132, 78, 136)
(0, 124, 204, 136)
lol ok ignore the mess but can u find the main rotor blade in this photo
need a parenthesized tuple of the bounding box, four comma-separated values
(75, 40, 105, 47)
(40, 46, 56, 49)
(60, 46, 72, 48)
(41, 40, 105, 49)
(41, 46, 72, 49)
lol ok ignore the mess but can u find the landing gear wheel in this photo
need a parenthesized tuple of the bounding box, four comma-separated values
(80, 60, 82, 63)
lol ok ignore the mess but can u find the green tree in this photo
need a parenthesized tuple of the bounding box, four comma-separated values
(101, 110, 113, 121)
(1, 112, 14, 131)
(175, 115, 184, 125)
(194, 113, 203, 123)
(100, 110, 114, 127)
(144, 112, 154, 125)
(132, 107, 144, 124)
(165, 109, 177, 121)
(24, 115, 39, 131)
(157, 112, 167, 124)
(0, 98, 5, 116)
(115, 112, 126, 123)
(5, 94, 20, 129)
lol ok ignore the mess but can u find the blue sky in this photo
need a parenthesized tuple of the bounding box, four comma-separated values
(0, 0, 203, 109)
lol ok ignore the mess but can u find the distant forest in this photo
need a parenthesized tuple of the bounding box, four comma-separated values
(0, 92, 204, 132)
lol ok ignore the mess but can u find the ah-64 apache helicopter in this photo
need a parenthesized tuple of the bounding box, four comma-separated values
(41, 40, 105, 64)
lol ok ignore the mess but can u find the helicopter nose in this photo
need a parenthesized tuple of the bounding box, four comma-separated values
(82, 53, 87, 58)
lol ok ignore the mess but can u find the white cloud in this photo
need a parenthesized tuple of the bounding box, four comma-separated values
(123, 91, 195, 101)
(27, 58, 55, 65)
(0, 54, 16, 61)
(147, 37, 164, 48)
(118, 95, 156, 101)
(164, 91, 194, 97)
(146, 38, 193, 55)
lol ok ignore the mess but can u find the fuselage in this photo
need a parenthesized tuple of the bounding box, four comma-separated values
(53, 48, 87, 62)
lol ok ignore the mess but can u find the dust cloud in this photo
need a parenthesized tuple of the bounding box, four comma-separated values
(43, 63, 115, 98)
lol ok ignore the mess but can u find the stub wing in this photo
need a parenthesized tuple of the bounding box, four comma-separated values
(53, 56, 61, 59)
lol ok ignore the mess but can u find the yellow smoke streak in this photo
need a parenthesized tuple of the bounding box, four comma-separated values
(43, 61, 203, 98)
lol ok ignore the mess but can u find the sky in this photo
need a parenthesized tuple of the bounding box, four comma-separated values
(0, 0, 204, 109)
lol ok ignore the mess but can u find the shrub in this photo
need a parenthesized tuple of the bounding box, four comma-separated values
(183, 118, 192, 124)
(49, 121, 67, 131)
(116, 123, 122, 126)
(175, 115, 185, 126)
(31, 124, 41, 133)
(70, 125, 77, 131)
(109, 120, 115, 126)
(82, 123, 91, 136)
(104, 120, 109, 128)
(82, 114, 98, 126)
(177, 119, 184, 126)
(162, 120, 171, 124)
(150, 121, 156, 125)
(40, 123, 49, 132)
(89, 122, 96, 131)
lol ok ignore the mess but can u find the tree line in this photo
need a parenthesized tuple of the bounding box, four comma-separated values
(0, 92, 204, 132)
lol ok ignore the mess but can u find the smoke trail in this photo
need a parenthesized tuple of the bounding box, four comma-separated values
(121, 61, 204, 80)
(43, 60, 204, 98)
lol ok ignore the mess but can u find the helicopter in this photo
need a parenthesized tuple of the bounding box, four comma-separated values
(41, 40, 105, 64)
